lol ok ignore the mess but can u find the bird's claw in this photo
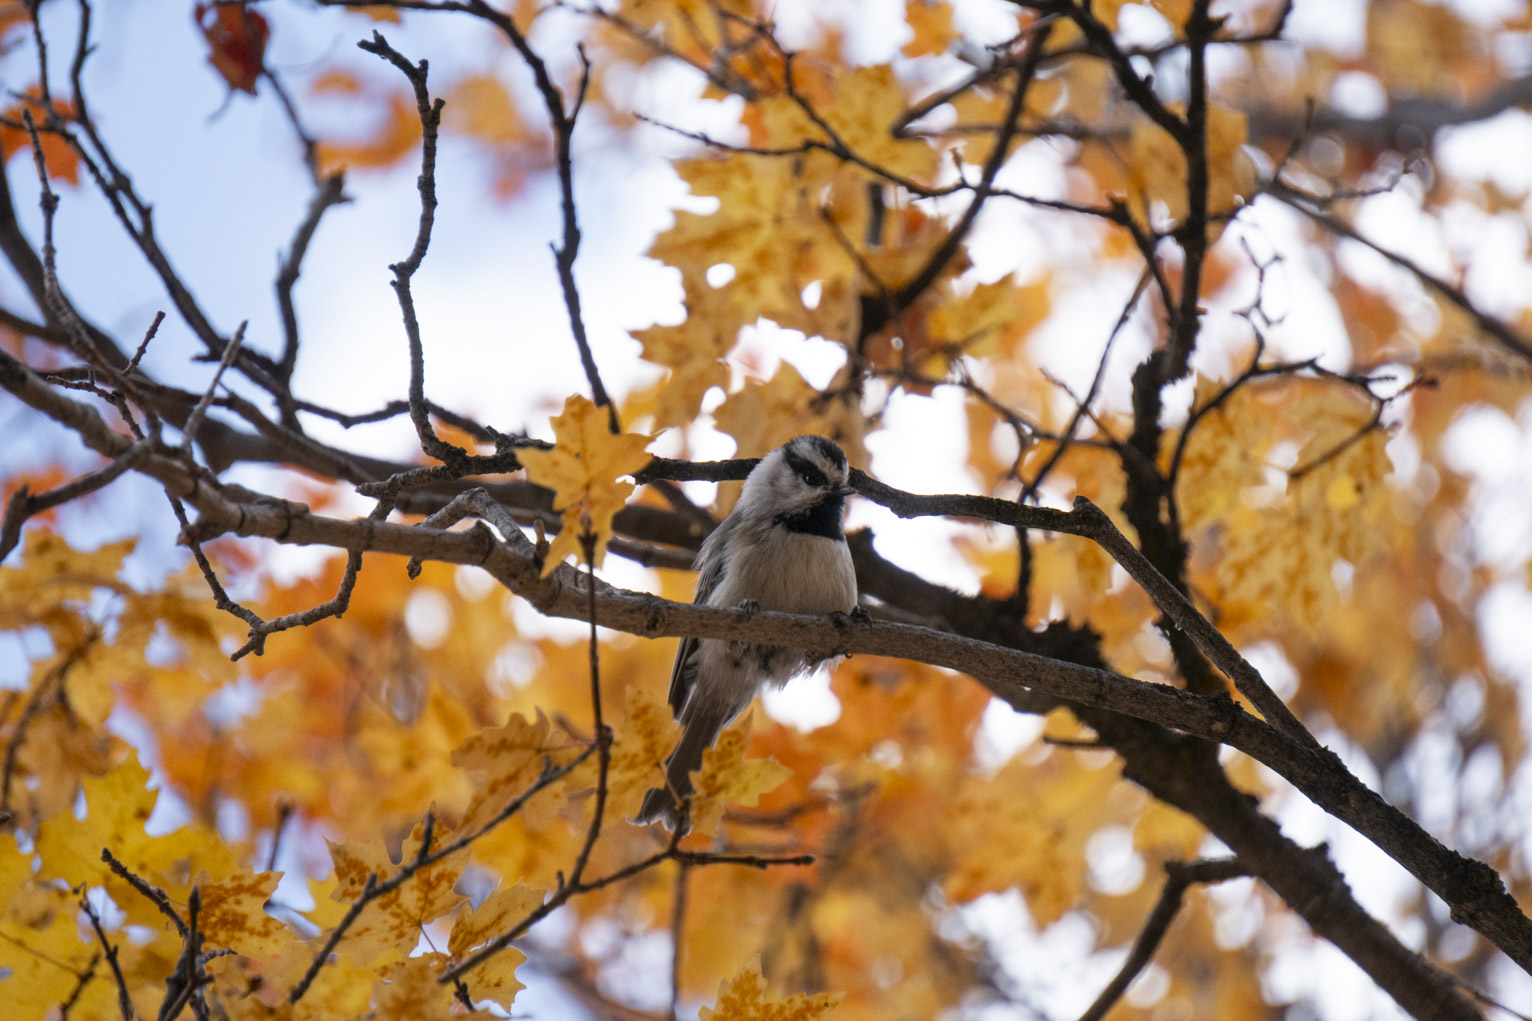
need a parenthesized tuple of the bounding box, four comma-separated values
(737, 598, 760, 617)
(830, 605, 870, 628)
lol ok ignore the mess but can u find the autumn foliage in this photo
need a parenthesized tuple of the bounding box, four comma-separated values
(2, 0, 1532, 1019)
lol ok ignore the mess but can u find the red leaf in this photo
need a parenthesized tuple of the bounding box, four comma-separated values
(195, 3, 270, 95)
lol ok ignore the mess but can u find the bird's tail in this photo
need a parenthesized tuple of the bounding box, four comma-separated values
(636, 710, 728, 831)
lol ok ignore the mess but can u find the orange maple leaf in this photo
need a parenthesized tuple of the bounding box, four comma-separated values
(0, 90, 79, 186)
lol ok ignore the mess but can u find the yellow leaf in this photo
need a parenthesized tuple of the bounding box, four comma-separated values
(1127, 105, 1252, 227)
(0, 531, 133, 632)
(519, 394, 654, 574)
(901, 1, 957, 57)
(347, 3, 403, 21)
(756, 65, 937, 184)
(1172, 375, 1277, 534)
(0, 890, 98, 1016)
(1185, 378, 1392, 636)
(603, 686, 681, 820)
(455, 944, 528, 1012)
(34, 753, 185, 890)
(449, 887, 538, 1011)
(712, 362, 865, 464)
(634, 273, 740, 427)
(448, 882, 545, 956)
(925, 275, 1050, 360)
(0, 833, 30, 911)
(942, 753, 1107, 923)
(196, 869, 296, 960)
(373, 955, 457, 1021)
(688, 714, 793, 837)
(700, 955, 842, 1021)
(322, 814, 467, 961)
(453, 710, 571, 832)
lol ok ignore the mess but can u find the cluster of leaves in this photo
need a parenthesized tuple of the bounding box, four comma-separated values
(0, 0, 1531, 1018)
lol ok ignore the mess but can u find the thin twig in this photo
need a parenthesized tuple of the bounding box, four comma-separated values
(181, 320, 245, 456)
(126, 312, 165, 374)
(103, 849, 188, 937)
(1268, 178, 1532, 363)
(0, 441, 151, 563)
(357, 33, 463, 463)
(1076, 858, 1248, 1021)
(275, 173, 349, 389)
(80, 894, 134, 1021)
(566, 534, 612, 890)
(56, 951, 101, 1020)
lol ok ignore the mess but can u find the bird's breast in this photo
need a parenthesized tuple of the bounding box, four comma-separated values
(710, 527, 857, 616)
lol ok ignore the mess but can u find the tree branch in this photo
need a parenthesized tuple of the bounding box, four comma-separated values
(1077, 858, 1249, 1021)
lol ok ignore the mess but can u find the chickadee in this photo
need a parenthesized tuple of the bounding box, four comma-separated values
(637, 435, 860, 830)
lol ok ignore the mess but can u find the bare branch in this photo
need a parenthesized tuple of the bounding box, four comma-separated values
(275, 172, 350, 389)
(1077, 858, 1248, 1021)
(356, 33, 464, 463)
(103, 849, 188, 937)
(0, 441, 151, 563)
(181, 321, 246, 457)
(1268, 179, 1532, 364)
(80, 895, 134, 1021)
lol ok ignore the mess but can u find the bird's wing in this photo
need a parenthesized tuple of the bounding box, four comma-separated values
(666, 520, 731, 716)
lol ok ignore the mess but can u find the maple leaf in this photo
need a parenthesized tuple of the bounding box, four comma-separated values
(373, 955, 464, 1021)
(316, 93, 424, 175)
(1127, 104, 1253, 227)
(603, 687, 681, 819)
(0, 889, 101, 1016)
(712, 362, 864, 464)
(447, 883, 542, 1009)
(0, 833, 30, 910)
(519, 394, 654, 575)
(0, 531, 134, 625)
(634, 274, 741, 427)
(0, 91, 80, 186)
(195, 3, 270, 94)
(34, 753, 186, 890)
(941, 753, 1107, 924)
(688, 714, 793, 837)
(454, 709, 572, 831)
(323, 814, 467, 961)
(701, 956, 842, 1021)
(449, 882, 545, 956)
(754, 65, 937, 184)
(442, 74, 547, 199)
(902, 1, 957, 57)
(196, 869, 298, 960)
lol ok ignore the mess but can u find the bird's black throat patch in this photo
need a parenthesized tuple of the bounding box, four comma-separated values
(775, 491, 847, 539)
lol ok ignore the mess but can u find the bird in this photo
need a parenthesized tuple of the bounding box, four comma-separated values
(636, 435, 861, 830)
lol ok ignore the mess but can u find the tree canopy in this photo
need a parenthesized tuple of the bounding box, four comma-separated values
(2, 0, 1531, 1018)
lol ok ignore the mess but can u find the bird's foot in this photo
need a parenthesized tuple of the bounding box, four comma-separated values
(737, 598, 760, 617)
(830, 605, 870, 628)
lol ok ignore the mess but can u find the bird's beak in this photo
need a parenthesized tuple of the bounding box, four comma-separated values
(836, 485, 857, 497)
